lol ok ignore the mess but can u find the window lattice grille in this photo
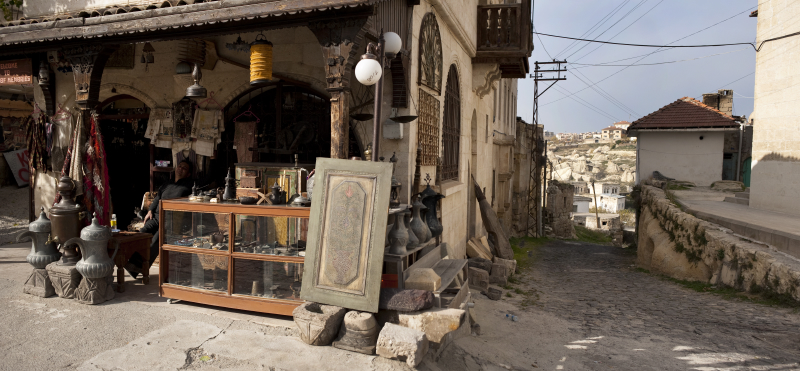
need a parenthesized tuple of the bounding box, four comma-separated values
(418, 89, 440, 167)
(441, 65, 460, 181)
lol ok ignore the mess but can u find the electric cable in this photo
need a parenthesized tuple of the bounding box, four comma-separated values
(554, 0, 631, 59)
(572, 69, 640, 117)
(564, 0, 650, 60)
(569, 47, 750, 68)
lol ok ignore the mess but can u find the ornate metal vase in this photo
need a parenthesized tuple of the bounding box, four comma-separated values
(17, 207, 61, 269)
(404, 210, 418, 249)
(66, 214, 119, 279)
(223, 167, 237, 201)
(420, 185, 445, 239)
(409, 196, 431, 243)
(387, 213, 409, 255)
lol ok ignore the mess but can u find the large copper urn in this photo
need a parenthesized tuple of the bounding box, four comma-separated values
(50, 176, 86, 265)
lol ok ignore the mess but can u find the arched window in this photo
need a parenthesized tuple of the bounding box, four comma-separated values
(441, 64, 461, 181)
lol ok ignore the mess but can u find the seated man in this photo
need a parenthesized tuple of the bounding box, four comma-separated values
(126, 159, 194, 278)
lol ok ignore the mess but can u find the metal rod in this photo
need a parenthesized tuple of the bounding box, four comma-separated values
(371, 33, 386, 162)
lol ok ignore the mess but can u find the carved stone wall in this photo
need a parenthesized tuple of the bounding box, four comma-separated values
(545, 180, 575, 239)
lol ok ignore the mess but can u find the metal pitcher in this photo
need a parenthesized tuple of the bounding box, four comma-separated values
(65, 213, 119, 279)
(17, 207, 61, 269)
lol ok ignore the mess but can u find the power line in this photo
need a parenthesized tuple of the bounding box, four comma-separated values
(571, 0, 665, 63)
(553, 85, 620, 122)
(572, 69, 640, 117)
(709, 72, 755, 93)
(542, 4, 760, 107)
(564, 0, 650, 60)
(554, 0, 631, 59)
(569, 47, 750, 68)
(534, 32, 756, 50)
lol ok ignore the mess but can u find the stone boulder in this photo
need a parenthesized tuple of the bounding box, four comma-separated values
(591, 153, 607, 162)
(293, 302, 347, 346)
(379, 289, 434, 312)
(376, 323, 429, 367)
(333, 311, 379, 355)
(492, 257, 517, 275)
(571, 159, 587, 173)
(398, 308, 466, 345)
(468, 267, 489, 291)
(468, 257, 493, 272)
(606, 161, 620, 174)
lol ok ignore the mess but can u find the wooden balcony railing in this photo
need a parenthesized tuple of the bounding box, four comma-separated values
(475, 2, 532, 78)
(477, 3, 531, 52)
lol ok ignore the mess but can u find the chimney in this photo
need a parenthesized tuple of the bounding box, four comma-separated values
(717, 89, 733, 116)
(701, 90, 734, 116)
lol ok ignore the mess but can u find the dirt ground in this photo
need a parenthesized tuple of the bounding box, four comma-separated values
(432, 239, 800, 371)
(0, 185, 30, 246)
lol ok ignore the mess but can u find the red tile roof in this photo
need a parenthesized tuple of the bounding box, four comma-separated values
(613, 121, 631, 126)
(628, 97, 738, 131)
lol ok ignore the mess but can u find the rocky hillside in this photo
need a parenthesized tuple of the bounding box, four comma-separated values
(548, 142, 636, 191)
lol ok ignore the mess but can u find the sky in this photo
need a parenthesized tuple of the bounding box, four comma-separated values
(517, 0, 758, 134)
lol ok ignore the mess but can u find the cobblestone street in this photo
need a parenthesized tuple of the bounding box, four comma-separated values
(525, 240, 800, 370)
(445, 240, 800, 371)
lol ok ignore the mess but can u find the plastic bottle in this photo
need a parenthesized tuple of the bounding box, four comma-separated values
(505, 314, 519, 322)
(110, 214, 118, 231)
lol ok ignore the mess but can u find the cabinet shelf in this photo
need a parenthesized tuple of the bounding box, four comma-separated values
(159, 198, 309, 316)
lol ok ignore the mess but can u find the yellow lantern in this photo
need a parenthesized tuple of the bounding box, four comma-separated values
(250, 33, 273, 85)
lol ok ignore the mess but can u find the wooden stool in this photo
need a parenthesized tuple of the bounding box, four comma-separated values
(108, 232, 153, 292)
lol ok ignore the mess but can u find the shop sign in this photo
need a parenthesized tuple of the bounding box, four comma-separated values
(0, 59, 32, 86)
(3, 148, 30, 186)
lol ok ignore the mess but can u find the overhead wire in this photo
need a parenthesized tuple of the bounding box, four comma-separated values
(572, 69, 640, 117)
(564, 0, 650, 60)
(571, 0, 666, 63)
(554, 0, 631, 59)
(569, 47, 751, 68)
(542, 3, 760, 107)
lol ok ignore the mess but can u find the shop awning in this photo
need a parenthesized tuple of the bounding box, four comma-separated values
(0, 0, 382, 56)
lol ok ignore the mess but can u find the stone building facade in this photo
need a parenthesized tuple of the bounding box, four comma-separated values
(4, 0, 534, 259)
(544, 180, 575, 239)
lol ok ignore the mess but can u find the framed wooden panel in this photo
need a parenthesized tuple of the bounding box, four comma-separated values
(301, 158, 392, 313)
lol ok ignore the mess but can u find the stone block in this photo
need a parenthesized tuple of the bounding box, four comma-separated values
(23, 268, 55, 298)
(376, 323, 429, 367)
(74, 276, 115, 305)
(485, 287, 502, 300)
(332, 311, 379, 355)
(397, 308, 466, 345)
(468, 257, 493, 273)
(490, 263, 507, 278)
(379, 289, 434, 312)
(383, 122, 403, 140)
(492, 257, 517, 276)
(466, 239, 491, 260)
(404, 268, 441, 292)
(46, 262, 82, 299)
(468, 267, 489, 292)
(292, 302, 347, 346)
(489, 275, 507, 286)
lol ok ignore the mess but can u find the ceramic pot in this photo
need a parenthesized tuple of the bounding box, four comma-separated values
(17, 207, 61, 269)
(420, 185, 445, 239)
(409, 196, 431, 243)
(404, 211, 418, 249)
(66, 213, 119, 279)
(387, 212, 409, 255)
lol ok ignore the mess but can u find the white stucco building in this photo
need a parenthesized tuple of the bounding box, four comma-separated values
(748, 4, 800, 216)
(628, 97, 740, 186)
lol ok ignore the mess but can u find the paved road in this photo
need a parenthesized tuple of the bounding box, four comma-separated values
(526, 240, 800, 370)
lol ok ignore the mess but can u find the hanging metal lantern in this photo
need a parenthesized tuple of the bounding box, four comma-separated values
(185, 63, 207, 98)
(226, 35, 250, 52)
(249, 32, 273, 85)
(142, 42, 155, 64)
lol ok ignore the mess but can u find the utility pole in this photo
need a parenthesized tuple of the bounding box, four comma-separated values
(527, 60, 566, 238)
(591, 178, 600, 229)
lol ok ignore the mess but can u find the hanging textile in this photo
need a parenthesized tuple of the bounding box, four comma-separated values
(69, 110, 84, 183)
(25, 111, 48, 172)
(234, 121, 258, 163)
(151, 107, 174, 149)
(191, 109, 223, 157)
(51, 108, 73, 172)
(81, 112, 112, 226)
(173, 146, 198, 179)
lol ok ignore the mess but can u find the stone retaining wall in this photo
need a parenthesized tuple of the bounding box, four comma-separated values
(637, 185, 800, 302)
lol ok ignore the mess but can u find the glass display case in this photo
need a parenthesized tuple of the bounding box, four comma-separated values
(159, 199, 309, 316)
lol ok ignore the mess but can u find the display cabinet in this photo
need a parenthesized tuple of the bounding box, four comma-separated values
(159, 198, 309, 316)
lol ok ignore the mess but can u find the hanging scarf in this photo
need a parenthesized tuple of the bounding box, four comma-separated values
(25, 113, 48, 172)
(80, 112, 111, 225)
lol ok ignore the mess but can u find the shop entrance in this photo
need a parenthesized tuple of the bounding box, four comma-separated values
(213, 83, 362, 180)
(98, 95, 156, 229)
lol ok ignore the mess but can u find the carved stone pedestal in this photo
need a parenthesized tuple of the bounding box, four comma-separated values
(74, 275, 115, 305)
(332, 311, 379, 355)
(23, 268, 55, 298)
(46, 262, 82, 299)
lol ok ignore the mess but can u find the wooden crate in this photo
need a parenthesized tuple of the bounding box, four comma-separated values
(240, 175, 261, 188)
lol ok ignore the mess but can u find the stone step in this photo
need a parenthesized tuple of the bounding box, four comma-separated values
(734, 192, 750, 199)
(724, 196, 750, 206)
